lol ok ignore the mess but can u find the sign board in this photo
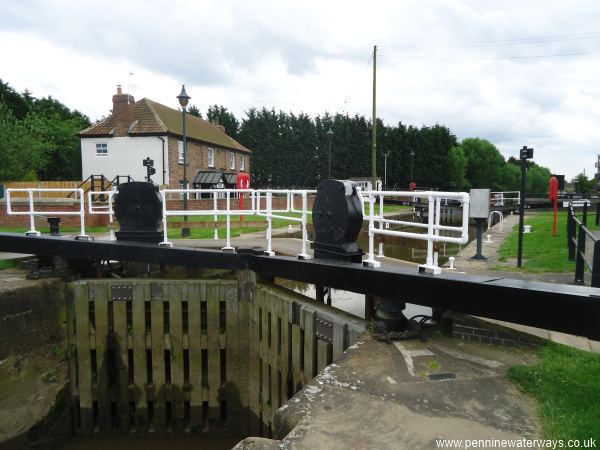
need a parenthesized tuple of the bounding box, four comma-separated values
(469, 189, 490, 219)
(520, 147, 534, 159)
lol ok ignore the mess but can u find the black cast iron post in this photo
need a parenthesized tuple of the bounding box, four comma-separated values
(517, 146, 533, 268)
(177, 85, 191, 238)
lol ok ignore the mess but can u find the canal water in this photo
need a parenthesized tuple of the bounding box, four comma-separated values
(277, 218, 477, 320)
(58, 436, 242, 450)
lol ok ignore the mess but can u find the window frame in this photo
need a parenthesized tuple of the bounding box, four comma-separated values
(95, 143, 108, 157)
(230, 152, 236, 170)
(178, 141, 185, 164)
(240, 154, 245, 171)
(208, 147, 215, 167)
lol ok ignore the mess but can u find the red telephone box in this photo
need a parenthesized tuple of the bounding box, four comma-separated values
(237, 173, 251, 220)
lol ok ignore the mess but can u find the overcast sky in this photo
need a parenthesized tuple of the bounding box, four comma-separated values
(1, 0, 599, 180)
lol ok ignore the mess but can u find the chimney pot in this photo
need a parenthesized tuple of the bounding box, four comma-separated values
(117, 85, 122, 95)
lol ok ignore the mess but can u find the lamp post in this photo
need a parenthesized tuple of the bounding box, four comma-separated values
(383, 151, 389, 190)
(517, 145, 534, 268)
(177, 85, 191, 238)
(326, 127, 334, 179)
(409, 149, 415, 183)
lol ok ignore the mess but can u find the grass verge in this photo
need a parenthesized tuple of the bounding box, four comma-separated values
(507, 342, 600, 441)
(0, 259, 20, 270)
(496, 211, 575, 272)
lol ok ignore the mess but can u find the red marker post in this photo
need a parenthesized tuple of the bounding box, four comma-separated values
(549, 176, 558, 236)
(237, 173, 251, 221)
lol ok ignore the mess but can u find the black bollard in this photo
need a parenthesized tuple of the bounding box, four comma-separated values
(47, 217, 61, 236)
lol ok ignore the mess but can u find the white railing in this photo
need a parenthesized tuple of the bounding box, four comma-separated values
(5, 186, 470, 275)
(158, 188, 315, 259)
(491, 191, 520, 206)
(88, 190, 117, 240)
(159, 189, 255, 251)
(5, 188, 89, 238)
(358, 189, 470, 273)
(254, 189, 316, 258)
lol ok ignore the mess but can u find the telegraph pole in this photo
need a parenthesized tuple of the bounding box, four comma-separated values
(371, 45, 377, 191)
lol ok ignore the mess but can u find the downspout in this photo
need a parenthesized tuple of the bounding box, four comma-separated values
(157, 136, 166, 185)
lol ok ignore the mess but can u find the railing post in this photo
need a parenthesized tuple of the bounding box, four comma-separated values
(223, 191, 234, 252)
(264, 192, 274, 256)
(378, 193, 384, 257)
(575, 223, 586, 285)
(567, 207, 576, 261)
(596, 202, 600, 227)
(159, 191, 172, 246)
(77, 188, 87, 238)
(298, 191, 311, 260)
(591, 240, 600, 288)
(28, 189, 36, 234)
(362, 194, 380, 268)
(583, 201, 588, 226)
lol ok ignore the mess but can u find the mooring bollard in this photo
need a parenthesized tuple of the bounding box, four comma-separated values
(486, 234, 492, 243)
(448, 256, 455, 269)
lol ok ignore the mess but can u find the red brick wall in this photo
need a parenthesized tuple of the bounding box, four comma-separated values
(167, 136, 251, 189)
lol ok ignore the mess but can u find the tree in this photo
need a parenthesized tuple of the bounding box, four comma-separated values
(447, 146, 469, 190)
(207, 105, 239, 139)
(572, 173, 595, 194)
(460, 138, 506, 190)
(187, 104, 202, 118)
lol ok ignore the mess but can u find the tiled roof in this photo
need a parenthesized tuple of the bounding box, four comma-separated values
(79, 98, 250, 153)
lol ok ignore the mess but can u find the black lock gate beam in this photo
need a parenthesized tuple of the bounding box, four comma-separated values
(0, 232, 599, 341)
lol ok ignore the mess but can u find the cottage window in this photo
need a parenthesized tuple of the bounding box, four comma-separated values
(240, 155, 245, 171)
(178, 141, 186, 164)
(208, 147, 215, 167)
(96, 143, 108, 156)
(230, 152, 236, 170)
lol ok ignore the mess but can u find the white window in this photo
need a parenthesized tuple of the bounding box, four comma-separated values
(208, 147, 214, 167)
(240, 154, 245, 171)
(178, 141, 185, 164)
(96, 143, 108, 156)
(230, 152, 236, 170)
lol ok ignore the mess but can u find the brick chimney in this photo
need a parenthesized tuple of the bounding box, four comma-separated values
(112, 85, 135, 136)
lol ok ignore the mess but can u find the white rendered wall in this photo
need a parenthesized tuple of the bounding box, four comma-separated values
(81, 136, 169, 185)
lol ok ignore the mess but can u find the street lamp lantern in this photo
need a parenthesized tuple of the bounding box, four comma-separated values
(325, 127, 334, 179)
(177, 84, 191, 237)
(177, 85, 191, 108)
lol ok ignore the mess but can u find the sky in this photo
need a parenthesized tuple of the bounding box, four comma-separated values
(1, 0, 600, 180)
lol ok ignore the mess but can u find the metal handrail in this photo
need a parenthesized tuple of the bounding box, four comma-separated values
(358, 189, 470, 273)
(6, 188, 88, 238)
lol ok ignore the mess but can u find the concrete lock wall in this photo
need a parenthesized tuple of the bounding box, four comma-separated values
(66, 277, 365, 437)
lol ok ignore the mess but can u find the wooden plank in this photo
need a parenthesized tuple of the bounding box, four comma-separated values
(66, 284, 79, 422)
(73, 282, 92, 434)
(93, 283, 109, 432)
(302, 307, 316, 384)
(280, 299, 291, 404)
(332, 322, 347, 360)
(247, 286, 260, 435)
(150, 282, 166, 433)
(188, 282, 204, 431)
(206, 281, 221, 427)
(317, 339, 332, 374)
(169, 282, 184, 431)
(270, 293, 280, 412)
(225, 280, 239, 430)
(132, 282, 148, 432)
(236, 271, 251, 436)
(113, 291, 130, 430)
(291, 323, 302, 392)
